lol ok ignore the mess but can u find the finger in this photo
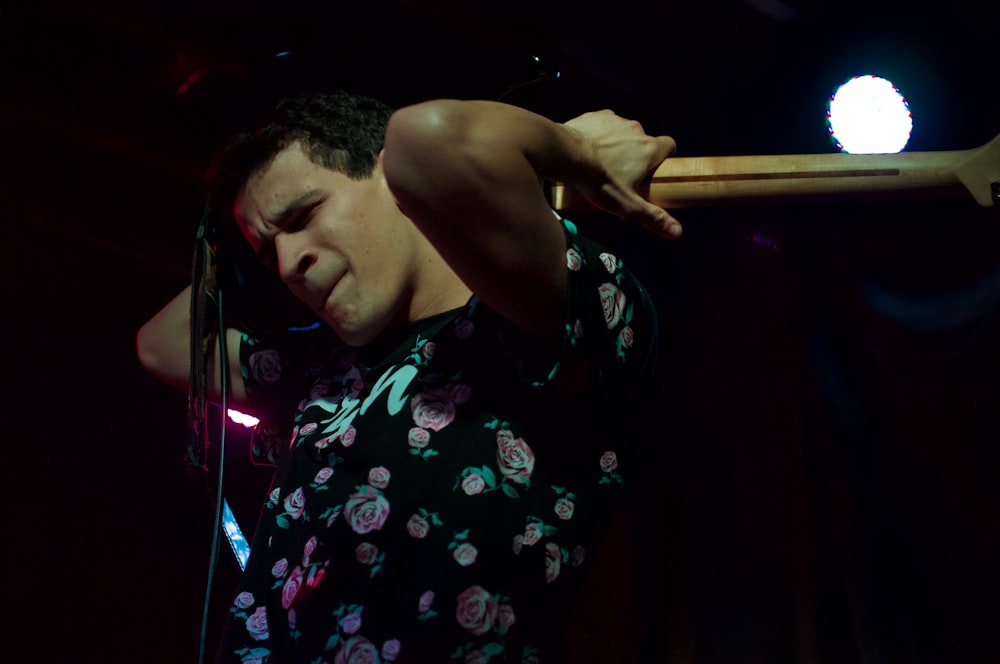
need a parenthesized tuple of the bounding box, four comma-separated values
(630, 201, 683, 239)
(656, 135, 678, 160)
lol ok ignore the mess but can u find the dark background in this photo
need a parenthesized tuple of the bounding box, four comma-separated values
(4, 1, 998, 662)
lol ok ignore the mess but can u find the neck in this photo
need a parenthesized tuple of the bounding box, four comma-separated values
(407, 245, 473, 324)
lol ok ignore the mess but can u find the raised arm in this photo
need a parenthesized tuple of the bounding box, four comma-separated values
(381, 100, 680, 341)
(136, 284, 247, 406)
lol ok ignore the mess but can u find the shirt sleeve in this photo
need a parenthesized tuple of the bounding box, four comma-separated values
(494, 215, 659, 393)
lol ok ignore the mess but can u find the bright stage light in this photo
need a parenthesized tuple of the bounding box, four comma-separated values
(827, 75, 912, 154)
(227, 409, 260, 428)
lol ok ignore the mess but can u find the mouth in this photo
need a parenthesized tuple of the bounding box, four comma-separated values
(313, 273, 345, 317)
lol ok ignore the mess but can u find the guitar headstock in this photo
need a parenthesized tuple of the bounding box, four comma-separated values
(955, 133, 1000, 206)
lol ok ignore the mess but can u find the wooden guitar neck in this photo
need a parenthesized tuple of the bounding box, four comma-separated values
(550, 133, 999, 210)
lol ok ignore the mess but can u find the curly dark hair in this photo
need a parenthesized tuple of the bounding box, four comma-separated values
(209, 90, 395, 212)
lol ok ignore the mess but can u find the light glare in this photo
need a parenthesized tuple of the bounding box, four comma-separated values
(228, 409, 260, 428)
(828, 75, 912, 154)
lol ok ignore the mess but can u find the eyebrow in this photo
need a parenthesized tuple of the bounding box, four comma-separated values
(269, 188, 324, 227)
(250, 189, 324, 265)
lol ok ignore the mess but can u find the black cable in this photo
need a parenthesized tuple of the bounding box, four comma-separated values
(188, 198, 231, 664)
(197, 289, 230, 664)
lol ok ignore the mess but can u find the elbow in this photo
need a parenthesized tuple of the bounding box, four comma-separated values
(386, 101, 458, 146)
(385, 102, 463, 175)
(135, 321, 189, 391)
(384, 101, 474, 215)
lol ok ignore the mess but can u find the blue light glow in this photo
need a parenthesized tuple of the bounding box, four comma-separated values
(222, 499, 251, 570)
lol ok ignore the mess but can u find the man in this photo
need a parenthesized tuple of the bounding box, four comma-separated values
(138, 91, 680, 663)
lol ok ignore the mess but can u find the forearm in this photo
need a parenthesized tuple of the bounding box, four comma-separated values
(136, 285, 247, 404)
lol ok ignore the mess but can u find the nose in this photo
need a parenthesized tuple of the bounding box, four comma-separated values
(275, 233, 316, 285)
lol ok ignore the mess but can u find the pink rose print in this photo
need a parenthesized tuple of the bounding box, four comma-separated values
(452, 542, 479, 567)
(382, 639, 401, 661)
(498, 604, 516, 628)
(313, 467, 334, 484)
(367, 466, 391, 490)
(299, 422, 318, 437)
(315, 436, 334, 450)
(496, 430, 535, 484)
(461, 473, 485, 496)
(466, 651, 487, 664)
(600, 451, 619, 473)
(246, 605, 270, 641)
(340, 425, 357, 447)
(303, 536, 318, 561)
(512, 534, 524, 555)
(234, 592, 255, 610)
(407, 427, 431, 450)
(333, 635, 379, 664)
(572, 545, 586, 567)
(599, 282, 627, 329)
(344, 367, 364, 399)
(554, 497, 575, 521)
(422, 341, 437, 359)
(544, 542, 562, 584)
(344, 487, 390, 534)
(281, 566, 304, 609)
(418, 590, 435, 613)
(242, 654, 266, 664)
(283, 487, 306, 520)
(599, 252, 618, 273)
(406, 513, 429, 538)
(410, 389, 456, 431)
(340, 611, 362, 635)
(268, 487, 281, 504)
(618, 325, 634, 349)
(455, 319, 474, 340)
(455, 585, 499, 636)
(356, 542, 379, 565)
(523, 522, 542, 547)
(248, 349, 282, 384)
(566, 247, 583, 271)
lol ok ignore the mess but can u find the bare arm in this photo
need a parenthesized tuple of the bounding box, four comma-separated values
(136, 285, 247, 406)
(382, 100, 680, 340)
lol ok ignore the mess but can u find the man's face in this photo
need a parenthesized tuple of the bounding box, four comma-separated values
(234, 141, 423, 346)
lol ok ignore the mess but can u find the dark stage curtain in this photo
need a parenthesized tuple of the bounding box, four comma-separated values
(567, 197, 1000, 663)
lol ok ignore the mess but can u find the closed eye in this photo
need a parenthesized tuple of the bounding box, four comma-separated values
(281, 206, 313, 232)
(255, 241, 278, 271)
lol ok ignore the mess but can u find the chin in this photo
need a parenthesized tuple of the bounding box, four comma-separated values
(323, 300, 402, 348)
(325, 314, 382, 348)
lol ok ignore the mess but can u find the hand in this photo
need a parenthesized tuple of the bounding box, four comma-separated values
(563, 110, 682, 238)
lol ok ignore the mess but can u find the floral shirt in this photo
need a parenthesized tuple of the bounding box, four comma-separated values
(219, 218, 657, 664)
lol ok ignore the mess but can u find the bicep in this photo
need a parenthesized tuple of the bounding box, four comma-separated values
(383, 101, 570, 340)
